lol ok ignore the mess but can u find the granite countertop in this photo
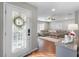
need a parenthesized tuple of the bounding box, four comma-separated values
(39, 36, 77, 51)
(39, 36, 63, 43)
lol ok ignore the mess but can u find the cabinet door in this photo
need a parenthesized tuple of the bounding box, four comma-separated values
(56, 45, 77, 57)
(5, 3, 32, 57)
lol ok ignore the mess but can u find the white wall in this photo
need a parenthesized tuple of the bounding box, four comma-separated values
(49, 19, 75, 31)
(0, 2, 3, 57)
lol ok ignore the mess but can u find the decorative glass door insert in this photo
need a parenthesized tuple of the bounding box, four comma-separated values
(12, 11, 27, 53)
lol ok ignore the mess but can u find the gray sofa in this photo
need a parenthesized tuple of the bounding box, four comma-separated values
(38, 30, 68, 38)
(49, 30, 68, 38)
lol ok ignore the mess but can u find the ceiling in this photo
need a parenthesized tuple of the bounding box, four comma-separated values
(28, 2, 79, 20)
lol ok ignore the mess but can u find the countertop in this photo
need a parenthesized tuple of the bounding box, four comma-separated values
(39, 36, 77, 51)
(39, 36, 63, 43)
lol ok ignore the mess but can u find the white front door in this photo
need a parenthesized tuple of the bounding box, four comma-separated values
(5, 3, 32, 57)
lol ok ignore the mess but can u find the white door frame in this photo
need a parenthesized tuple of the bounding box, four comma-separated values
(3, 2, 6, 57)
(3, 3, 32, 57)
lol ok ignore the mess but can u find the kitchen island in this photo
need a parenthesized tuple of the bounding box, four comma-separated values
(39, 36, 77, 57)
(56, 42, 77, 57)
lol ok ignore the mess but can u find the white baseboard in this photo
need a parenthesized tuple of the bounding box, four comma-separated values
(21, 48, 38, 57)
(30, 48, 38, 52)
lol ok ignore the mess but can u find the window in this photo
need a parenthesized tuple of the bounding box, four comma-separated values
(37, 23, 45, 33)
(39, 23, 45, 30)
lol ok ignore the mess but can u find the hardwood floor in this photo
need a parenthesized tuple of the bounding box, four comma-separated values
(29, 50, 55, 57)
(28, 39, 56, 57)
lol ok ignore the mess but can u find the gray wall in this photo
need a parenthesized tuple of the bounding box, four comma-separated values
(75, 11, 79, 36)
(0, 2, 3, 57)
(75, 11, 79, 47)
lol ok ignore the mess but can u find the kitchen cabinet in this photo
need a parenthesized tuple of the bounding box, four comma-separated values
(56, 43, 77, 57)
(0, 2, 38, 57)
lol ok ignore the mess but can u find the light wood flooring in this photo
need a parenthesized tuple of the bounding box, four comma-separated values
(28, 39, 56, 57)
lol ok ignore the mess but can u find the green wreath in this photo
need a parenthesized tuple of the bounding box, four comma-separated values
(13, 16, 25, 28)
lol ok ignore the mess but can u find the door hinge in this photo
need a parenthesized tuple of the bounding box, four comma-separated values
(5, 32, 6, 36)
(5, 10, 7, 14)
(5, 10, 6, 14)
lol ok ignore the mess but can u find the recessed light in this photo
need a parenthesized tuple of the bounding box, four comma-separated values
(52, 8, 56, 12)
(64, 17, 68, 20)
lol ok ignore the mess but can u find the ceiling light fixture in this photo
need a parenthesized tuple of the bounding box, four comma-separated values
(52, 8, 56, 12)
(64, 17, 68, 20)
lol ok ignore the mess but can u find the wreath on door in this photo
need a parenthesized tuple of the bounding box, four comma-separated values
(13, 16, 25, 28)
